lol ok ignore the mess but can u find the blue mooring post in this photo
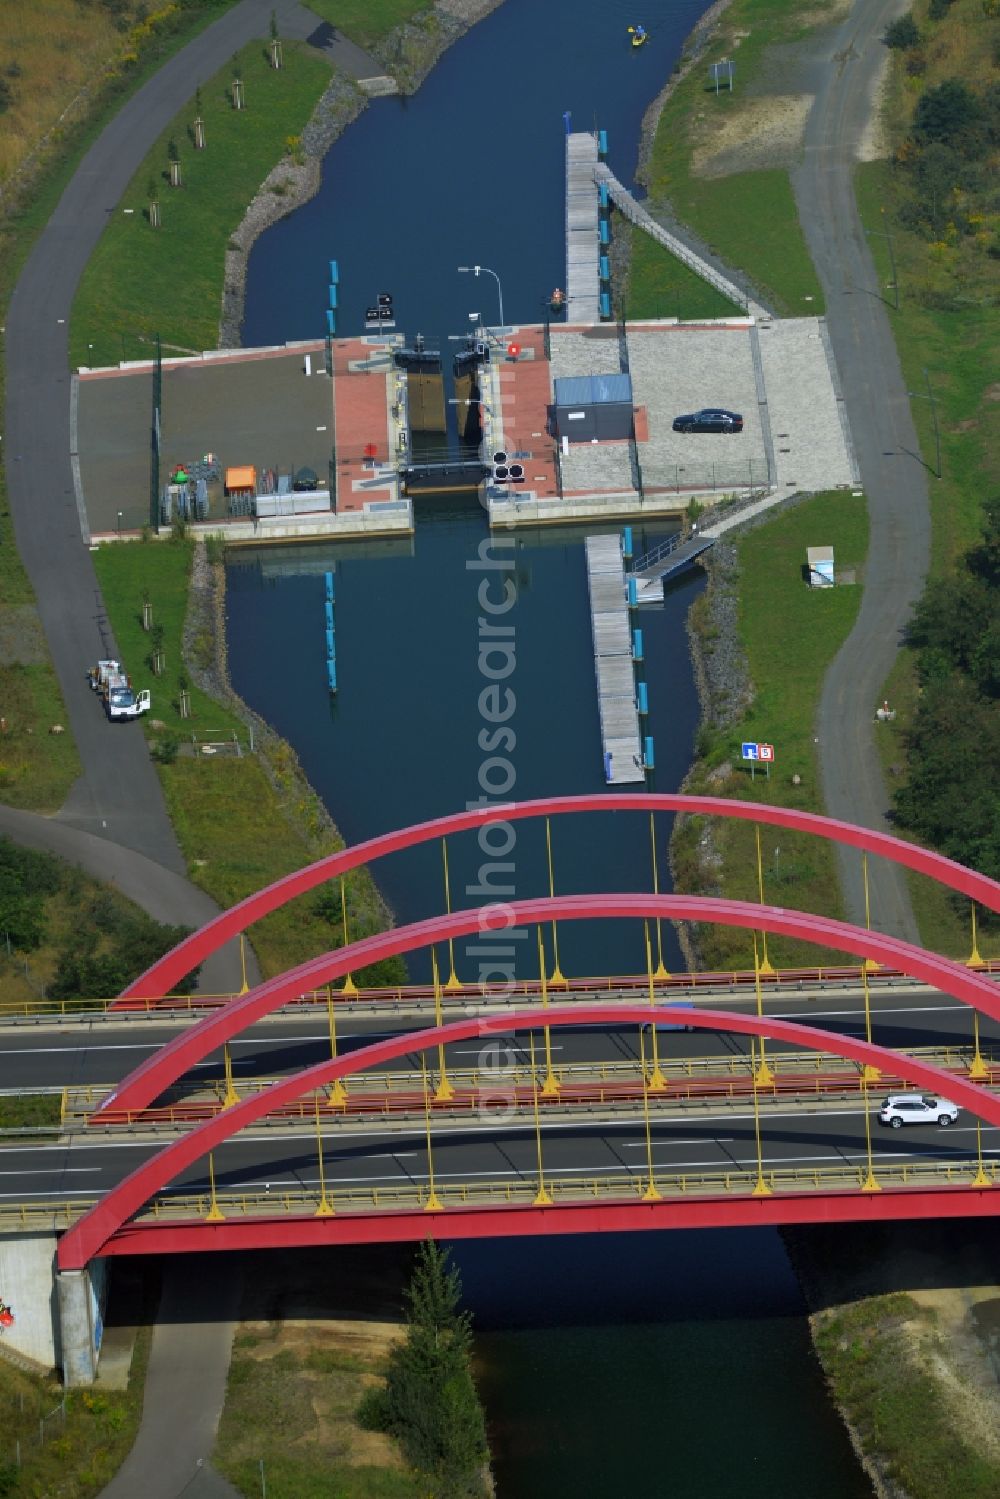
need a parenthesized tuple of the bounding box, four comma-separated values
(622, 525, 633, 559)
(599, 220, 610, 246)
(325, 599, 334, 630)
(329, 285, 338, 309)
(633, 627, 644, 661)
(644, 735, 655, 771)
(627, 576, 638, 609)
(598, 182, 609, 211)
(563, 110, 572, 134)
(326, 628, 335, 658)
(598, 129, 608, 157)
(599, 255, 610, 283)
(327, 659, 337, 693)
(603, 749, 613, 782)
(637, 681, 649, 716)
(326, 310, 336, 335)
(325, 571, 334, 602)
(329, 260, 339, 285)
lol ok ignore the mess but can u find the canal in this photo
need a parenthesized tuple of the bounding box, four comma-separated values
(228, 0, 871, 1492)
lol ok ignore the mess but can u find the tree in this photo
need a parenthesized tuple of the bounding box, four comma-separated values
(913, 79, 985, 155)
(884, 14, 919, 48)
(366, 1242, 489, 1498)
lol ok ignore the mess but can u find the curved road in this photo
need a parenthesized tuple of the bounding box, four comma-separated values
(792, 0, 928, 943)
(1, 1, 379, 1489)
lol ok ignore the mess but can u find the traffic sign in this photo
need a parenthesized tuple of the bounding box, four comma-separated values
(741, 742, 759, 761)
(757, 743, 775, 762)
(741, 741, 774, 762)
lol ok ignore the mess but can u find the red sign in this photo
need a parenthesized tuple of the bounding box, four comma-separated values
(363, 443, 378, 462)
(507, 342, 521, 359)
(757, 743, 775, 762)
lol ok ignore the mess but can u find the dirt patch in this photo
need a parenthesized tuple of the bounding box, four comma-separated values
(857, 45, 893, 162)
(0, 605, 48, 666)
(692, 93, 813, 176)
(901, 1283, 1000, 1463)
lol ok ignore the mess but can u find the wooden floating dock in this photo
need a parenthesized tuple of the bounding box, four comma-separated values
(585, 534, 644, 785)
(566, 133, 601, 324)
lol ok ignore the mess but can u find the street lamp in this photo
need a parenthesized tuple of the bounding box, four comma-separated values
(116, 510, 123, 538)
(457, 264, 504, 334)
(907, 367, 941, 479)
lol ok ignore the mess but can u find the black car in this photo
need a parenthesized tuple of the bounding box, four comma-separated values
(672, 408, 744, 434)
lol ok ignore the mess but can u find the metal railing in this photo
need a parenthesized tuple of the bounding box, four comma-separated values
(5, 1158, 997, 1236)
(2, 960, 997, 1025)
(61, 1045, 1000, 1129)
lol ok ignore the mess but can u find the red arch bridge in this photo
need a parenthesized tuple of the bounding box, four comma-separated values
(41, 795, 1000, 1273)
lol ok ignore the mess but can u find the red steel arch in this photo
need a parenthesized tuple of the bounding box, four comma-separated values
(61, 1002, 1000, 1270)
(99, 893, 1000, 1123)
(119, 795, 1000, 1001)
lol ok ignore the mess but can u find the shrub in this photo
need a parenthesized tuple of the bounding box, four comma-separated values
(913, 79, 985, 154)
(884, 14, 920, 48)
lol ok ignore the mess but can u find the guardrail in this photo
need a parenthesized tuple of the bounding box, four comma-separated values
(3, 1158, 996, 1235)
(2, 961, 996, 1024)
(62, 1046, 1000, 1129)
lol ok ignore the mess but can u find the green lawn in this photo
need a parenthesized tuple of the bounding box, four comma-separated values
(304, 0, 433, 49)
(815, 1294, 1000, 1499)
(676, 491, 869, 968)
(625, 223, 744, 321)
(70, 41, 332, 368)
(0, 1295, 154, 1498)
(92, 538, 403, 986)
(854, 161, 999, 573)
(640, 0, 833, 313)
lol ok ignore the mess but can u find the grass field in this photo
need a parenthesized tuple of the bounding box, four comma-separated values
(639, 0, 832, 313)
(92, 539, 403, 985)
(304, 0, 433, 49)
(70, 40, 332, 368)
(814, 1293, 1000, 1499)
(624, 221, 744, 320)
(215, 1248, 422, 1499)
(848, 0, 1000, 958)
(675, 491, 869, 969)
(0, 1295, 152, 1498)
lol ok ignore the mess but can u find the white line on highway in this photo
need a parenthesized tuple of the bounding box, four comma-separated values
(0, 1167, 101, 1176)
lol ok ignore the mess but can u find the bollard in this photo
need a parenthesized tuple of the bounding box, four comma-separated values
(325, 600, 334, 629)
(644, 735, 655, 771)
(637, 681, 648, 716)
(327, 659, 337, 693)
(622, 525, 633, 559)
(326, 628, 335, 658)
(326, 310, 336, 335)
(598, 129, 608, 157)
(632, 627, 643, 661)
(603, 749, 613, 782)
(329, 285, 338, 309)
(599, 255, 610, 282)
(325, 571, 334, 602)
(627, 577, 638, 609)
(329, 260, 339, 284)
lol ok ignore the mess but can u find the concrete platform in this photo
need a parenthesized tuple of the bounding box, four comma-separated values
(75, 341, 412, 545)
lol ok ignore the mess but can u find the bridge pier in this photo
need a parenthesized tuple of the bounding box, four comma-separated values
(57, 1262, 106, 1387)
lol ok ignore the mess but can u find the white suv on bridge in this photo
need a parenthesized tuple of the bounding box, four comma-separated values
(878, 1093, 959, 1130)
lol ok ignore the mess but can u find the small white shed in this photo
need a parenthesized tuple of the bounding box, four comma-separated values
(806, 545, 835, 587)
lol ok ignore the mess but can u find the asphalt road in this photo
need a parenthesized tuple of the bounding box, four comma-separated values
(2, 983, 994, 1091)
(0, 1103, 991, 1207)
(792, 0, 930, 943)
(2, 0, 329, 963)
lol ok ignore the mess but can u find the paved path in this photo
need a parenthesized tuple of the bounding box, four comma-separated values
(2, 1, 334, 980)
(99, 1259, 244, 1499)
(792, 0, 928, 942)
(0, 805, 256, 997)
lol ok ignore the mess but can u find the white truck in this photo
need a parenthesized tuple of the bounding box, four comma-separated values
(89, 661, 151, 721)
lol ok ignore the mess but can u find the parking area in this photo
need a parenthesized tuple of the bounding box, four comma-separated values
(626, 323, 770, 494)
(545, 316, 855, 502)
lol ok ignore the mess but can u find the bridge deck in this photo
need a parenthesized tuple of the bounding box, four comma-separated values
(585, 534, 643, 783)
(566, 133, 601, 324)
